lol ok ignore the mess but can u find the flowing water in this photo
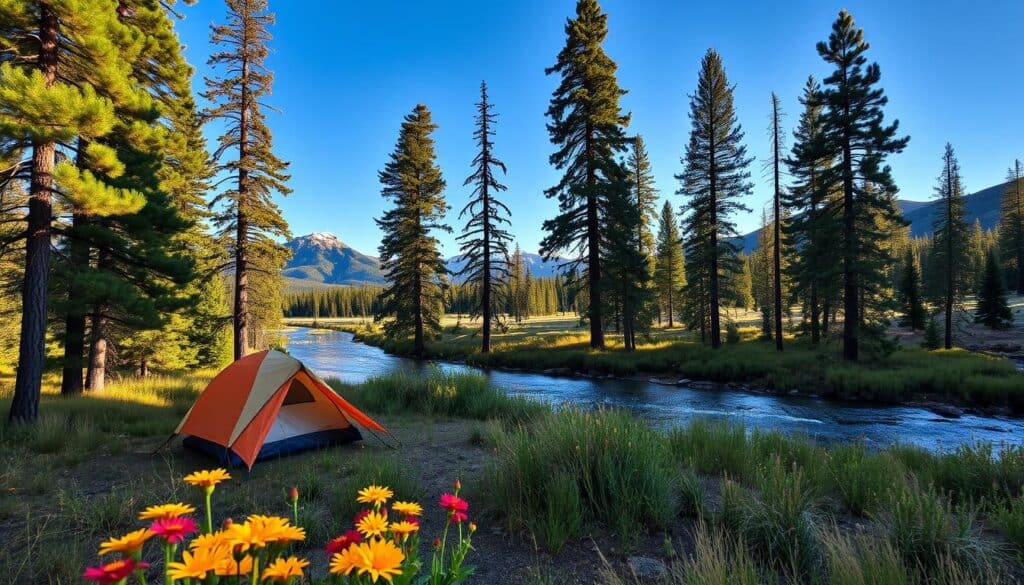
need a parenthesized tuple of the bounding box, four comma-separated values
(284, 327, 1024, 453)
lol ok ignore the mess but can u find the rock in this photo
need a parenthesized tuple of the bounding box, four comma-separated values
(675, 378, 691, 386)
(542, 367, 573, 376)
(929, 404, 963, 419)
(627, 556, 667, 581)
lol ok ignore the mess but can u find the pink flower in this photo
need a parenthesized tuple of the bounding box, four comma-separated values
(149, 516, 198, 544)
(449, 511, 468, 524)
(326, 530, 363, 555)
(83, 559, 148, 584)
(439, 493, 468, 513)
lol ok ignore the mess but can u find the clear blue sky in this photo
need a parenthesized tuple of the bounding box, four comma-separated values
(172, 0, 1024, 258)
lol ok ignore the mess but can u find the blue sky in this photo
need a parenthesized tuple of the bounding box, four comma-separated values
(172, 0, 1024, 258)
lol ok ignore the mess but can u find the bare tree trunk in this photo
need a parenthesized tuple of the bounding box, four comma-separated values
(585, 123, 604, 349)
(10, 5, 58, 423)
(771, 94, 784, 352)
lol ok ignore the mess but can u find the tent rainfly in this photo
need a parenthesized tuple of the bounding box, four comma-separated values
(170, 350, 389, 468)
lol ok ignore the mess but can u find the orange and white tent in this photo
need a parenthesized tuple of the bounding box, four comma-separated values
(172, 350, 388, 468)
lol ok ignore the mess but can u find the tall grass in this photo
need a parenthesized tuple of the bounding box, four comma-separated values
(328, 369, 545, 422)
(480, 408, 679, 551)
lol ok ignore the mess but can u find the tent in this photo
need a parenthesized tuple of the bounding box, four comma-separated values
(170, 350, 389, 468)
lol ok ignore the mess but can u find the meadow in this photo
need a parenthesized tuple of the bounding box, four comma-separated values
(1, 369, 1023, 583)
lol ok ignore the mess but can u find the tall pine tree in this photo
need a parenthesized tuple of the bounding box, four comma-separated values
(456, 82, 512, 353)
(1, 1, 147, 421)
(375, 105, 449, 358)
(654, 201, 686, 327)
(898, 246, 925, 331)
(784, 76, 839, 344)
(930, 143, 968, 349)
(816, 10, 909, 361)
(540, 0, 630, 349)
(999, 159, 1024, 294)
(769, 92, 785, 351)
(204, 0, 292, 361)
(975, 249, 1013, 329)
(678, 49, 753, 348)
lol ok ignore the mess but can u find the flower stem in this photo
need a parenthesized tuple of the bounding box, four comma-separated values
(164, 542, 175, 585)
(204, 489, 214, 534)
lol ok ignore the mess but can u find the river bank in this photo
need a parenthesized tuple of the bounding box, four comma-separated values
(2, 369, 1023, 583)
(287, 319, 1024, 417)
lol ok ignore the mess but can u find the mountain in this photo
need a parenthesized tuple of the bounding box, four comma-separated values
(445, 252, 566, 283)
(284, 233, 567, 287)
(738, 181, 1008, 252)
(283, 232, 386, 287)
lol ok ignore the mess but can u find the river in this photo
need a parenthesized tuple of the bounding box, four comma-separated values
(283, 327, 1024, 453)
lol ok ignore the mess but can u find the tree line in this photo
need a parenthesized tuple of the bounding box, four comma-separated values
(370, 1, 1023, 362)
(2, 0, 292, 422)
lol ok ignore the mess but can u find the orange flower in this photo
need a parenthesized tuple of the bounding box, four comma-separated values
(262, 556, 309, 582)
(183, 468, 232, 490)
(389, 520, 419, 540)
(353, 538, 405, 583)
(355, 510, 389, 538)
(138, 502, 196, 520)
(215, 553, 253, 577)
(391, 501, 423, 518)
(329, 545, 361, 576)
(167, 548, 220, 581)
(189, 530, 229, 551)
(98, 528, 153, 556)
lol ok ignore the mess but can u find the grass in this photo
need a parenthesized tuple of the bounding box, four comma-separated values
(480, 408, 680, 551)
(328, 368, 546, 422)
(306, 314, 1024, 411)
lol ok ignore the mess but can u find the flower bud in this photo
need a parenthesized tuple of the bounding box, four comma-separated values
(453, 479, 461, 491)
(433, 537, 442, 550)
(222, 517, 234, 529)
(468, 522, 477, 533)
(288, 486, 299, 504)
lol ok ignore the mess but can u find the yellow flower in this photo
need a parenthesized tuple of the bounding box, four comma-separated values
(98, 528, 153, 556)
(189, 530, 229, 551)
(225, 520, 269, 551)
(262, 556, 309, 582)
(391, 501, 423, 517)
(389, 520, 419, 539)
(355, 510, 390, 538)
(138, 502, 196, 520)
(354, 538, 406, 583)
(357, 485, 394, 507)
(215, 553, 253, 577)
(329, 545, 361, 576)
(271, 523, 306, 544)
(183, 468, 232, 489)
(167, 548, 220, 581)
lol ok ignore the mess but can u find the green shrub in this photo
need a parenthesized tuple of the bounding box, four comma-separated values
(830, 444, 907, 517)
(886, 485, 983, 571)
(744, 457, 821, 576)
(992, 495, 1024, 560)
(668, 420, 750, 479)
(481, 408, 679, 551)
(820, 527, 910, 585)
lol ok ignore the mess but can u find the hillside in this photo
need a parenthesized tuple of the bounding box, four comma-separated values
(739, 180, 1007, 252)
(283, 232, 565, 287)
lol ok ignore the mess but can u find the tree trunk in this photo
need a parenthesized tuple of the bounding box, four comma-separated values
(9, 5, 58, 423)
(944, 162, 954, 349)
(772, 97, 784, 352)
(481, 107, 492, 354)
(233, 49, 251, 361)
(85, 303, 109, 391)
(61, 147, 91, 395)
(841, 113, 858, 361)
(708, 114, 722, 349)
(585, 123, 604, 349)
(139, 358, 149, 378)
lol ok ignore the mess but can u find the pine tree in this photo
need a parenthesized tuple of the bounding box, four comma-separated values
(540, 0, 630, 349)
(204, 0, 292, 361)
(922, 316, 940, 350)
(784, 77, 839, 344)
(975, 249, 1013, 329)
(654, 201, 686, 327)
(769, 92, 785, 351)
(678, 49, 753, 348)
(965, 220, 987, 292)
(816, 10, 909, 361)
(456, 82, 512, 353)
(751, 212, 774, 339)
(898, 247, 925, 331)
(628, 135, 659, 259)
(1, 1, 149, 421)
(375, 104, 449, 358)
(930, 143, 968, 348)
(1000, 159, 1024, 294)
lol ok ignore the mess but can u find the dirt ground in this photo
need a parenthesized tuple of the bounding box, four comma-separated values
(0, 415, 687, 584)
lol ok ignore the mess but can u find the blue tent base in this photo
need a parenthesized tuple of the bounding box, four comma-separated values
(183, 426, 363, 468)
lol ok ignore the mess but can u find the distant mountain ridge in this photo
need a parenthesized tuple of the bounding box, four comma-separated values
(738, 180, 1008, 252)
(283, 232, 564, 288)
